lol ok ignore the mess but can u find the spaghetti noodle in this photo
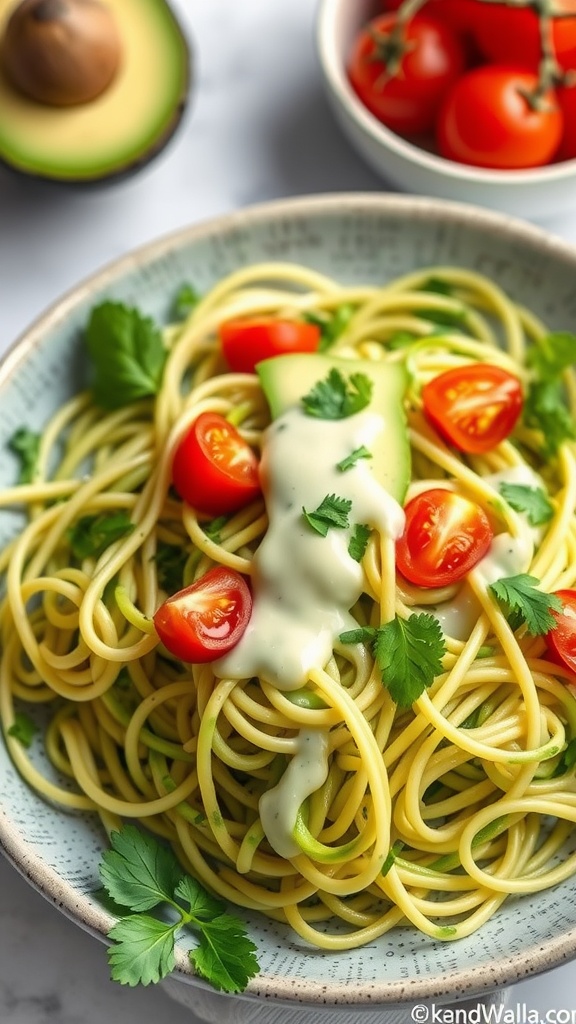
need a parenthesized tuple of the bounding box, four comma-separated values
(2, 261, 576, 950)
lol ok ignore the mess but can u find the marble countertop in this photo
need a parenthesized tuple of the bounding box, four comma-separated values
(2, 0, 576, 1020)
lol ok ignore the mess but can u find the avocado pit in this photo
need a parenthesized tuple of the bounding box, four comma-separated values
(1, 0, 122, 106)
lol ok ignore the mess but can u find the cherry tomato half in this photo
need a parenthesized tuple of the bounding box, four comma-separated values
(220, 318, 320, 374)
(470, 1, 576, 74)
(436, 65, 563, 170)
(544, 589, 576, 674)
(348, 13, 466, 136)
(154, 566, 252, 663)
(422, 363, 524, 455)
(396, 488, 493, 588)
(172, 412, 261, 516)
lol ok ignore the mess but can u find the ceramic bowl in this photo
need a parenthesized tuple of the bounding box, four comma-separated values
(316, 0, 576, 220)
(2, 193, 576, 1024)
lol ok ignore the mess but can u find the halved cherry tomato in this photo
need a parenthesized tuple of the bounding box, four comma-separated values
(172, 412, 261, 516)
(154, 566, 252, 663)
(436, 66, 563, 170)
(219, 318, 320, 374)
(422, 363, 523, 455)
(544, 589, 576, 674)
(396, 488, 493, 588)
(348, 13, 466, 136)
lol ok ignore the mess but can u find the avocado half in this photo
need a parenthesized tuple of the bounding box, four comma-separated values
(0, 0, 191, 184)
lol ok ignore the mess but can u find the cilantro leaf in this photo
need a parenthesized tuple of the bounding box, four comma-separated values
(175, 876, 226, 921)
(8, 427, 41, 484)
(190, 915, 260, 994)
(498, 482, 554, 526)
(172, 283, 201, 321)
(301, 368, 373, 420)
(86, 301, 167, 410)
(107, 915, 177, 987)
(68, 512, 135, 561)
(337, 445, 372, 472)
(302, 494, 352, 536)
(99, 825, 183, 912)
(302, 304, 355, 352)
(7, 711, 38, 748)
(488, 574, 563, 636)
(528, 331, 576, 380)
(340, 613, 446, 707)
(523, 379, 576, 457)
(348, 523, 371, 562)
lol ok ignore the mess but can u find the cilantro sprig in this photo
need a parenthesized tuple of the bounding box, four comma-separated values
(86, 301, 167, 410)
(489, 573, 562, 635)
(302, 493, 352, 536)
(498, 482, 554, 527)
(340, 613, 446, 707)
(99, 825, 260, 991)
(301, 368, 373, 420)
(524, 331, 576, 456)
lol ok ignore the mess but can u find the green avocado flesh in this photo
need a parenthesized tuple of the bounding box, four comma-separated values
(257, 352, 411, 503)
(0, 0, 190, 182)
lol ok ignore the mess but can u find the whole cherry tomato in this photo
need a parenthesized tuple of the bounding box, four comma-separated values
(470, 1, 576, 74)
(172, 412, 261, 516)
(422, 363, 523, 454)
(396, 488, 493, 588)
(348, 12, 466, 136)
(382, 0, 483, 37)
(220, 318, 320, 374)
(556, 85, 576, 161)
(436, 65, 563, 169)
(544, 589, 576, 675)
(154, 566, 252, 663)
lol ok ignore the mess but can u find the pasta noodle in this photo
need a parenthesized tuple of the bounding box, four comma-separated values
(2, 261, 576, 951)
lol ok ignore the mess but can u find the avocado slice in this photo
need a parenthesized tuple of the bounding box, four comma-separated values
(0, 0, 190, 183)
(257, 352, 411, 503)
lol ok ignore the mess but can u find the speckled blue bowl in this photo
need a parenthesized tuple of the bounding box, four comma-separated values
(2, 194, 576, 1024)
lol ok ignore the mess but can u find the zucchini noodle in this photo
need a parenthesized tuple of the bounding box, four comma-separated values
(2, 261, 576, 951)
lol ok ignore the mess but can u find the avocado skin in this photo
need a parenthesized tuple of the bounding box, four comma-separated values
(0, 0, 192, 186)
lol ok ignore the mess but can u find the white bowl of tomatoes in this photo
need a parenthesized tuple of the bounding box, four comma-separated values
(316, 0, 576, 219)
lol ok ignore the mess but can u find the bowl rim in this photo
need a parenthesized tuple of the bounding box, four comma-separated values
(315, 0, 576, 187)
(3, 191, 576, 1006)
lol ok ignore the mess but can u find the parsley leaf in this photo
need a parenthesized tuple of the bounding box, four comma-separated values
(489, 573, 563, 635)
(337, 445, 373, 472)
(99, 825, 260, 992)
(86, 301, 167, 410)
(68, 512, 135, 560)
(348, 523, 371, 562)
(172, 283, 201, 321)
(8, 427, 41, 484)
(301, 368, 373, 420)
(340, 613, 446, 707)
(302, 494, 352, 536)
(498, 482, 554, 526)
(7, 711, 38, 748)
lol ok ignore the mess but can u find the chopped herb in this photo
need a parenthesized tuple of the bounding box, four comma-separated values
(488, 573, 563, 636)
(301, 368, 373, 420)
(348, 523, 371, 562)
(7, 711, 38, 748)
(340, 613, 446, 708)
(498, 482, 554, 526)
(302, 303, 355, 351)
(172, 283, 201, 321)
(8, 427, 41, 484)
(155, 543, 189, 594)
(203, 515, 229, 544)
(68, 512, 135, 560)
(419, 277, 454, 296)
(86, 301, 167, 410)
(528, 331, 576, 380)
(337, 445, 373, 473)
(99, 825, 259, 991)
(302, 494, 352, 536)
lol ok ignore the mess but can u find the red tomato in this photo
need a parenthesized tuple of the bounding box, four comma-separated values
(396, 488, 493, 588)
(154, 566, 252, 663)
(544, 589, 576, 674)
(219, 318, 320, 374)
(172, 412, 261, 516)
(470, 1, 576, 73)
(437, 65, 563, 170)
(556, 85, 576, 161)
(422, 364, 523, 455)
(382, 0, 483, 36)
(348, 13, 466, 136)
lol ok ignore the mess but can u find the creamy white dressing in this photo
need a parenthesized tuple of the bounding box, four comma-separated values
(259, 728, 329, 858)
(213, 402, 405, 857)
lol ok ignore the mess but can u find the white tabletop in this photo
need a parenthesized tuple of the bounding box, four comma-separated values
(1, 1, 576, 1020)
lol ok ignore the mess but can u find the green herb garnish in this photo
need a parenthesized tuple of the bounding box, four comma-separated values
(68, 512, 135, 560)
(348, 523, 371, 562)
(489, 573, 562, 636)
(336, 445, 372, 473)
(301, 368, 373, 420)
(498, 482, 554, 526)
(7, 711, 38, 748)
(8, 427, 41, 484)
(86, 301, 167, 410)
(172, 283, 201, 321)
(302, 494, 352, 536)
